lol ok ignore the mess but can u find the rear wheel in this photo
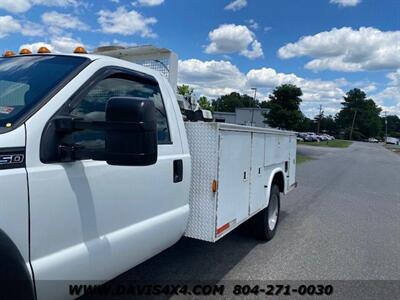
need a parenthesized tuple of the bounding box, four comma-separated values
(253, 184, 280, 241)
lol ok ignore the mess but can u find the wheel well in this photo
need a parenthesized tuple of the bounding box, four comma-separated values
(272, 172, 285, 193)
(0, 229, 35, 299)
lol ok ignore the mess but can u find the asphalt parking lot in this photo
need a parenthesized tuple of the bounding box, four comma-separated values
(84, 142, 400, 299)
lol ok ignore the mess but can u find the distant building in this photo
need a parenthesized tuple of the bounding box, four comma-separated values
(213, 107, 270, 128)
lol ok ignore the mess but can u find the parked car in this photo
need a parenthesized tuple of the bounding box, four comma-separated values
(386, 137, 399, 145)
(307, 133, 320, 142)
(368, 138, 379, 143)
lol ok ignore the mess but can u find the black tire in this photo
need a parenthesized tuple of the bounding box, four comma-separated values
(253, 184, 281, 241)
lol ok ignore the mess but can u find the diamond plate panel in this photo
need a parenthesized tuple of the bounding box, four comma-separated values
(183, 122, 220, 242)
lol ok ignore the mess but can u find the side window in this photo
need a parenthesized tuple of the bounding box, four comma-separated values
(69, 75, 171, 149)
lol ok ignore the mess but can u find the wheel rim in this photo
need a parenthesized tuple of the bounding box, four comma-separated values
(268, 194, 279, 231)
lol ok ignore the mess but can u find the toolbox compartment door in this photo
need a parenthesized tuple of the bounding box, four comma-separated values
(216, 130, 251, 237)
(288, 136, 297, 188)
(249, 133, 266, 214)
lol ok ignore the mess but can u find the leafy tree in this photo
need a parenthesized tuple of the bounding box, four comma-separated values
(382, 115, 400, 138)
(177, 84, 194, 96)
(314, 108, 324, 134)
(265, 84, 304, 130)
(320, 115, 337, 134)
(212, 92, 257, 112)
(336, 88, 382, 139)
(296, 116, 315, 132)
(198, 96, 213, 111)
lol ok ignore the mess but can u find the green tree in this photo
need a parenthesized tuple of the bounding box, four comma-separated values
(296, 116, 315, 132)
(320, 115, 337, 134)
(382, 115, 400, 138)
(198, 96, 213, 111)
(336, 88, 382, 140)
(265, 84, 304, 130)
(212, 92, 257, 112)
(177, 84, 194, 96)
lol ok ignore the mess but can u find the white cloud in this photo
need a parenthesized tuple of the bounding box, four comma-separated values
(205, 24, 263, 59)
(135, 0, 164, 6)
(178, 58, 346, 117)
(278, 27, 400, 72)
(19, 36, 84, 53)
(372, 70, 400, 113)
(98, 7, 157, 38)
(178, 59, 246, 97)
(0, 15, 43, 38)
(240, 40, 263, 59)
(247, 67, 345, 104)
(0, 16, 22, 38)
(0, 0, 31, 13)
(330, 0, 361, 7)
(0, 0, 79, 13)
(387, 69, 400, 87)
(42, 11, 89, 35)
(21, 21, 45, 36)
(225, 0, 247, 11)
(246, 19, 259, 30)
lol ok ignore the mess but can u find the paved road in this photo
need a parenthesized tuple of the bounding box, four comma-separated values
(86, 142, 400, 298)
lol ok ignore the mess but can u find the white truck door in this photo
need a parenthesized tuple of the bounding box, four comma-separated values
(26, 68, 188, 300)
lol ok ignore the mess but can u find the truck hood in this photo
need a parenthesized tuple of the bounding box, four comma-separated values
(0, 125, 26, 148)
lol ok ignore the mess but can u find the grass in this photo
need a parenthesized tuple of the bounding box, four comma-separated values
(296, 154, 313, 165)
(299, 139, 352, 148)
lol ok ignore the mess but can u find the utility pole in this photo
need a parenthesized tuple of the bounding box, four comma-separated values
(384, 111, 388, 144)
(317, 104, 323, 134)
(251, 87, 257, 126)
(349, 109, 358, 141)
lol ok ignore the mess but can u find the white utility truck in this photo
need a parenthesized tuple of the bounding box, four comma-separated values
(0, 46, 297, 300)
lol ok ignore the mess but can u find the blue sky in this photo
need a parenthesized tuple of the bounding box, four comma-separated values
(0, 0, 399, 117)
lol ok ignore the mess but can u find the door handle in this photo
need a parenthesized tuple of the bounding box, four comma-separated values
(173, 160, 183, 183)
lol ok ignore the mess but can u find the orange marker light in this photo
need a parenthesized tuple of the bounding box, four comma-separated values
(20, 48, 32, 55)
(212, 180, 218, 193)
(74, 46, 87, 54)
(38, 47, 51, 54)
(3, 50, 15, 57)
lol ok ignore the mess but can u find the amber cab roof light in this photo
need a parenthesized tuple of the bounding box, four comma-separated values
(74, 46, 87, 54)
(3, 50, 15, 57)
(38, 47, 51, 54)
(19, 48, 32, 55)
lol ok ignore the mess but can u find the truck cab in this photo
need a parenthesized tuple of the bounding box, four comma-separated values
(0, 53, 191, 300)
(0, 47, 296, 300)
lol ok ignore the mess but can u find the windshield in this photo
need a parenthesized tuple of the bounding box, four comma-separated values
(0, 55, 88, 129)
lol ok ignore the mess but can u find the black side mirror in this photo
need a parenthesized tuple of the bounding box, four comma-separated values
(45, 97, 158, 166)
(105, 97, 158, 166)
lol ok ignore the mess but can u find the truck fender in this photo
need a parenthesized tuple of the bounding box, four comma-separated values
(0, 229, 35, 300)
(266, 168, 285, 206)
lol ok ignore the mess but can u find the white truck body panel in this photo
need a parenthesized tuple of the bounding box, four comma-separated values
(0, 52, 297, 300)
(23, 57, 191, 300)
(184, 122, 295, 242)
